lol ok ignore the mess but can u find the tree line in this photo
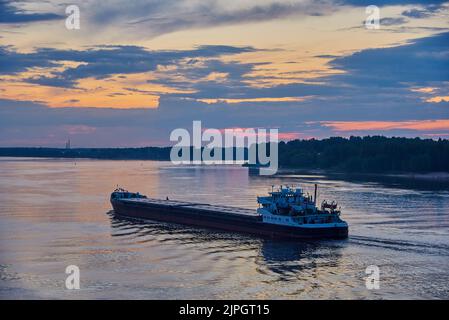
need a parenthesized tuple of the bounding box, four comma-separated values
(278, 136, 449, 173)
(1, 136, 448, 173)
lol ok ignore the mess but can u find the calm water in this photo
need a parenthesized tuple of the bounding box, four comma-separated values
(1, 158, 449, 299)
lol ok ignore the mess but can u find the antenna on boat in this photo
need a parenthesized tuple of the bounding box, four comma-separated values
(314, 184, 318, 205)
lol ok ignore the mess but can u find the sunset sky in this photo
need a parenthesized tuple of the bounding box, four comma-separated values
(1, 0, 449, 147)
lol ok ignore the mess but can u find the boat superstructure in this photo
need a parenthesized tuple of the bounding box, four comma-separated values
(110, 185, 348, 239)
(257, 185, 348, 231)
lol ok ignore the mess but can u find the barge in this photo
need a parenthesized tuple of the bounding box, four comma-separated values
(110, 185, 348, 239)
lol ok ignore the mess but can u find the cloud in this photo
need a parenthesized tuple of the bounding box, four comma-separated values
(318, 120, 449, 131)
(402, 8, 432, 18)
(340, 0, 447, 6)
(158, 32, 449, 103)
(1, 82, 448, 146)
(329, 32, 449, 87)
(426, 96, 449, 103)
(0, 44, 257, 88)
(3, 31, 449, 108)
(84, 0, 337, 38)
(315, 54, 340, 59)
(379, 17, 408, 26)
(71, 0, 449, 39)
(2, 28, 449, 145)
(401, 4, 445, 19)
(2, 0, 445, 39)
(0, 0, 62, 24)
(0, 45, 59, 74)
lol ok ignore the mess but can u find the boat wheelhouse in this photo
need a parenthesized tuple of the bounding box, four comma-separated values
(257, 185, 348, 229)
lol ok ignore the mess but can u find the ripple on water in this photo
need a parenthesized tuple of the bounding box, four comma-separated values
(1, 159, 449, 299)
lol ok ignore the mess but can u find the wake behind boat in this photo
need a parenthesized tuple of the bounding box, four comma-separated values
(110, 185, 348, 239)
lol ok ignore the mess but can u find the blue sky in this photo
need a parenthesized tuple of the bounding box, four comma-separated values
(1, 0, 449, 146)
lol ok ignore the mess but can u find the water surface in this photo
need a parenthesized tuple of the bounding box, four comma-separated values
(1, 158, 448, 299)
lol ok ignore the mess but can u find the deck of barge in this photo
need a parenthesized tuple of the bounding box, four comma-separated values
(121, 197, 258, 217)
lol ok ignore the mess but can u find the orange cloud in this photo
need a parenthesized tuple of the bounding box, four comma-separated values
(0, 72, 194, 109)
(319, 120, 449, 131)
(410, 87, 436, 94)
(426, 96, 449, 103)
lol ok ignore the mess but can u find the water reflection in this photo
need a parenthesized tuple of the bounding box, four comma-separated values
(276, 170, 449, 191)
(108, 212, 343, 281)
(2, 159, 449, 299)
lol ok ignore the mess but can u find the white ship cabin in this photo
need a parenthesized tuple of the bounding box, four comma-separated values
(257, 185, 343, 227)
(257, 185, 316, 213)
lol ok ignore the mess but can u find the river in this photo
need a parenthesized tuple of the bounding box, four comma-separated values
(0, 158, 448, 299)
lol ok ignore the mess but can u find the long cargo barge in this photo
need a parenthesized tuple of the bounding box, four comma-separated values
(110, 186, 348, 239)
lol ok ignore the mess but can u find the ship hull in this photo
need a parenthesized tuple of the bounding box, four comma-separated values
(111, 199, 348, 240)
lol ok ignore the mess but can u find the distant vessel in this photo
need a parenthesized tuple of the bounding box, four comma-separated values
(110, 185, 348, 239)
(242, 162, 271, 175)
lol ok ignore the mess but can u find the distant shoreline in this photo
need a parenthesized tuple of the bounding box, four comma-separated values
(2, 154, 449, 181)
(275, 167, 449, 181)
(384, 172, 449, 180)
(0, 147, 171, 161)
(2, 135, 449, 179)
